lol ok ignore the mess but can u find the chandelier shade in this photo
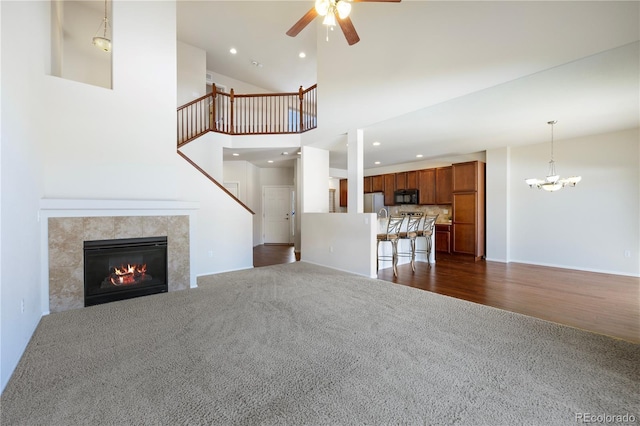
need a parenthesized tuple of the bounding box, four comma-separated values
(92, 0, 111, 52)
(525, 121, 581, 192)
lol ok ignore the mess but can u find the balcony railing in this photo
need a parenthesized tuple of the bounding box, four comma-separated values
(177, 84, 317, 147)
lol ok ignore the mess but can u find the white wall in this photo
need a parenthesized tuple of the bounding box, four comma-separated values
(260, 167, 294, 186)
(42, 1, 178, 200)
(1, 0, 254, 393)
(365, 152, 486, 176)
(486, 147, 510, 262)
(205, 70, 269, 94)
(56, 1, 111, 89)
(1, 0, 47, 395)
(223, 161, 251, 202)
(223, 163, 294, 246)
(488, 128, 639, 276)
(302, 213, 377, 277)
(248, 163, 261, 244)
(176, 158, 253, 275)
(177, 41, 206, 106)
(180, 131, 226, 182)
(301, 146, 330, 213)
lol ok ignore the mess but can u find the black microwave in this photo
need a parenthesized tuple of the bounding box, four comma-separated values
(394, 189, 419, 204)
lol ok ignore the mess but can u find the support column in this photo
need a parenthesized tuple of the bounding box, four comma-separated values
(347, 129, 364, 213)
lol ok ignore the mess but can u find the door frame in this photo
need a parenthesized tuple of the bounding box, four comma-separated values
(262, 185, 295, 245)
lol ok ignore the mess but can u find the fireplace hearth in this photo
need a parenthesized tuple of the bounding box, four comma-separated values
(84, 236, 168, 306)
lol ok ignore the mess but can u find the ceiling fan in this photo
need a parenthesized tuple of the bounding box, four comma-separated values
(286, 0, 401, 46)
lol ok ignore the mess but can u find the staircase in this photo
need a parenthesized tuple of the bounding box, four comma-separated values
(176, 84, 317, 213)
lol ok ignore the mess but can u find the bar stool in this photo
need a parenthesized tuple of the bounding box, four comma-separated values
(397, 212, 424, 272)
(376, 215, 405, 276)
(415, 215, 439, 267)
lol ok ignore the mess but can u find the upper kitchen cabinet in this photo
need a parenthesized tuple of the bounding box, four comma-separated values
(371, 175, 384, 192)
(435, 167, 452, 204)
(453, 161, 482, 192)
(339, 178, 347, 207)
(418, 169, 436, 204)
(383, 174, 396, 206)
(363, 176, 373, 194)
(406, 171, 418, 189)
(395, 172, 407, 190)
(396, 171, 418, 190)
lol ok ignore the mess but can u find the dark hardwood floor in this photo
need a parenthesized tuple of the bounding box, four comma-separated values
(253, 245, 639, 343)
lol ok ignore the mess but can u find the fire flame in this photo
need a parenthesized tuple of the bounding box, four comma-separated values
(110, 263, 147, 286)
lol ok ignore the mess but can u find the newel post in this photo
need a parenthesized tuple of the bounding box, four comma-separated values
(298, 86, 304, 132)
(230, 88, 235, 134)
(211, 85, 217, 131)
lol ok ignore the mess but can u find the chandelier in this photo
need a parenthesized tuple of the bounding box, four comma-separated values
(525, 121, 581, 192)
(315, 0, 351, 27)
(92, 0, 111, 52)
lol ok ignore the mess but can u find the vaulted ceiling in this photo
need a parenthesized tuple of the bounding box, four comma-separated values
(177, 1, 640, 170)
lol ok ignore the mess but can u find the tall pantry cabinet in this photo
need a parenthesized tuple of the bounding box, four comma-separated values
(452, 161, 485, 260)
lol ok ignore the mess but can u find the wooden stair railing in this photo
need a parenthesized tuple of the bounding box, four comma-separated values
(177, 84, 317, 147)
(177, 150, 254, 215)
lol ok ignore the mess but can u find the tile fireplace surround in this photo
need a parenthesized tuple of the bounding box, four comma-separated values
(41, 200, 198, 314)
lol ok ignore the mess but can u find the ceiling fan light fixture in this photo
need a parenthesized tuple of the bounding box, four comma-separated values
(336, 0, 351, 19)
(315, 0, 330, 16)
(322, 10, 337, 27)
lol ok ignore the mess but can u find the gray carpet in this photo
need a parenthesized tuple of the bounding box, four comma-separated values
(1, 262, 638, 425)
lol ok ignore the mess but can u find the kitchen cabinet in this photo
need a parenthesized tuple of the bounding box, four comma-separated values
(435, 224, 451, 254)
(396, 171, 418, 190)
(435, 167, 452, 204)
(395, 172, 407, 190)
(453, 161, 480, 192)
(451, 161, 485, 260)
(406, 171, 418, 189)
(371, 175, 384, 192)
(418, 169, 436, 204)
(383, 173, 396, 206)
(339, 179, 347, 207)
(363, 176, 373, 194)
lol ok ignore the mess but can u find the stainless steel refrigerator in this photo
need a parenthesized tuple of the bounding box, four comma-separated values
(364, 192, 385, 215)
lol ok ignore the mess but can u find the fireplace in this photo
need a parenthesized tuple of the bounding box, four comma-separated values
(84, 236, 168, 307)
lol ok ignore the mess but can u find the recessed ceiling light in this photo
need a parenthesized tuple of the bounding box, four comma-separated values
(250, 60, 263, 68)
(232, 153, 240, 157)
(373, 141, 381, 146)
(268, 160, 274, 163)
(297, 151, 302, 155)
(374, 161, 381, 165)
(229, 48, 237, 55)
(282, 151, 289, 155)
(416, 154, 423, 158)
(299, 52, 306, 58)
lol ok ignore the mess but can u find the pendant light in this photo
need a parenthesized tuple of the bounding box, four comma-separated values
(525, 121, 582, 192)
(92, 0, 111, 52)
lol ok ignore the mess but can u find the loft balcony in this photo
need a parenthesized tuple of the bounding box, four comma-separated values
(177, 84, 317, 147)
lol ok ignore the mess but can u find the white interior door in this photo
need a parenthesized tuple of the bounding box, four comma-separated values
(263, 186, 293, 244)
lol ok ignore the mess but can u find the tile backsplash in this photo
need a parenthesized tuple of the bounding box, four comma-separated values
(386, 204, 452, 223)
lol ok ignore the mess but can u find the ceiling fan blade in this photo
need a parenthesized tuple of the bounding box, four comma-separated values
(338, 16, 360, 45)
(286, 7, 318, 37)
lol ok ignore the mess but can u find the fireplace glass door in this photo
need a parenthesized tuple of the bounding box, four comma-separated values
(84, 236, 168, 306)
